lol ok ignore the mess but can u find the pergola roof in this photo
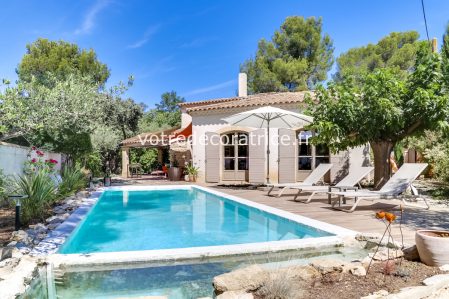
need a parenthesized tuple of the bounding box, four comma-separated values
(120, 123, 192, 148)
(120, 127, 180, 148)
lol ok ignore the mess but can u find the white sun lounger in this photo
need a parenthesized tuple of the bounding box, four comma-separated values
(267, 163, 333, 197)
(329, 163, 428, 213)
(290, 166, 374, 203)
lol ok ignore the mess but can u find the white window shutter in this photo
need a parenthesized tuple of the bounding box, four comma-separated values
(278, 128, 296, 183)
(249, 129, 266, 184)
(205, 132, 220, 183)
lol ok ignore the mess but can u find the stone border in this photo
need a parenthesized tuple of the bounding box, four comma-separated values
(38, 185, 356, 265)
(30, 190, 103, 256)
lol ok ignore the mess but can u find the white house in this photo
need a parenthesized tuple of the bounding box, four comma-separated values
(178, 74, 370, 184)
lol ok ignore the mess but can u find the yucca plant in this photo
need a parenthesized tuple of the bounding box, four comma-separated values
(58, 166, 87, 197)
(15, 170, 57, 224)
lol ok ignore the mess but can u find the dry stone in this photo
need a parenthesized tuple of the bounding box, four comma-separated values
(216, 291, 253, 299)
(439, 264, 449, 272)
(1, 247, 13, 261)
(369, 249, 403, 261)
(349, 265, 367, 276)
(276, 265, 321, 281)
(310, 259, 348, 274)
(213, 265, 268, 293)
(403, 245, 420, 261)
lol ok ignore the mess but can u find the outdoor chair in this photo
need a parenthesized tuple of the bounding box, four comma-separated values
(328, 163, 429, 213)
(267, 163, 333, 197)
(289, 166, 374, 203)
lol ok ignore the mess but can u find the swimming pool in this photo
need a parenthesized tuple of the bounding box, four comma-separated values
(56, 186, 354, 255)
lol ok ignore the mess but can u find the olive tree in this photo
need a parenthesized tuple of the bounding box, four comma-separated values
(307, 45, 448, 188)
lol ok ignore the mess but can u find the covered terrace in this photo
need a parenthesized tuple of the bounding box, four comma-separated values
(119, 124, 192, 179)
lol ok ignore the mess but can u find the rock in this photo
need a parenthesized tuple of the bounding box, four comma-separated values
(61, 213, 70, 220)
(369, 249, 403, 261)
(357, 233, 401, 249)
(361, 256, 373, 268)
(15, 243, 31, 254)
(349, 265, 367, 276)
(403, 245, 420, 261)
(76, 190, 90, 198)
(439, 264, 449, 272)
(10, 230, 29, 242)
(0, 257, 20, 269)
(28, 223, 47, 231)
(213, 265, 269, 293)
(310, 259, 347, 274)
(423, 274, 449, 286)
(0, 247, 13, 261)
(52, 206, 66, 214)
(361, 289, 389, 299)
(47, 222, 61, 230)
(7, 241, 17, 247)
(0, 256, 39, 299)
(216, 291, 253, 299)
(276, 265, 321, 281)
(46, 216, 63, 224)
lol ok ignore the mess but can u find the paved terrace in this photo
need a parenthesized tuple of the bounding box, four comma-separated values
(114, 177, 449, 246)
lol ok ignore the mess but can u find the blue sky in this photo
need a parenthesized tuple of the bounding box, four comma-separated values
(1, 0, 449, 109)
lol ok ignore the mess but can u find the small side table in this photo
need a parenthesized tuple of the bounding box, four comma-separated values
(328, 186, 358, 205)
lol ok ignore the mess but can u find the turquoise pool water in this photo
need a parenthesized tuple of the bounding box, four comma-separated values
(59, 188, 333, 254)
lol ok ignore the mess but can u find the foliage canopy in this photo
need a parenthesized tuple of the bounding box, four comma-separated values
(334, 31, 423, 84)
(241, 16, 334, 93)
(17, 38, 110, 86)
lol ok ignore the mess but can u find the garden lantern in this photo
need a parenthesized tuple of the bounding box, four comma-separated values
(8, 195, 27, 231)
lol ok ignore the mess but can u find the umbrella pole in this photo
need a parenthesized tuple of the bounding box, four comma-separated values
(266, 120, 270, 184)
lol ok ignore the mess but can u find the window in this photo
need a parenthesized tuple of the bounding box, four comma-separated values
(222, 132, 248, 171)
(297, 131, 329, 171)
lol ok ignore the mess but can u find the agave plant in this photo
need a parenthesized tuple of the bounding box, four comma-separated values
(58, 167, 87, 197)
(15, 170, 57, 224)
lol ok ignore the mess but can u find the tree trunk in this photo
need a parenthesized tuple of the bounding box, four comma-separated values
(370, 141, 394, 189)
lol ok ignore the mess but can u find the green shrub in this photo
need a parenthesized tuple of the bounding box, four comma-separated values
(0, 169, 9, 205)
(59, 167, 87, 196)
(84, 151, 103, 177)
(15, 170, 57, 225)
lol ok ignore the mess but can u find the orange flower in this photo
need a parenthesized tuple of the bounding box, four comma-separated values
(376, 211, 386, 219)
(385, 212, 396, 223)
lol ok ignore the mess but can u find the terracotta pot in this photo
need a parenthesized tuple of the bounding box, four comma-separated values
(188, 174, 197, 182)
(415, 230, 449, 266)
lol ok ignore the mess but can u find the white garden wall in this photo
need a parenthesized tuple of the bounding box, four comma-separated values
(0, 142, 62, 177)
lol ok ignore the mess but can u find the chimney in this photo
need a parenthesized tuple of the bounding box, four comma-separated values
(238, 73, 247, 97)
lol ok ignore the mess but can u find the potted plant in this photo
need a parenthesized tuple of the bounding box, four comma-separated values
(415, 230, 449, 266)
(185, 163, 199, 182)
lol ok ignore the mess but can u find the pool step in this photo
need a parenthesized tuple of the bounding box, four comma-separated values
(52, 268, 65, 285)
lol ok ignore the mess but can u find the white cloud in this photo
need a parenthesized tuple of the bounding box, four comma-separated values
(127, 25, 160, 49)
(74, 0, 111, 35)
(180, 37, 217, 48)
(183, 79, 236, 96)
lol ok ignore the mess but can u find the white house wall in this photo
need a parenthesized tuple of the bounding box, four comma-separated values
(189, 105, 369, 183)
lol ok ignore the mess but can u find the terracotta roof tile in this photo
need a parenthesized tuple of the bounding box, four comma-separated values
(185, 91, 313, 113)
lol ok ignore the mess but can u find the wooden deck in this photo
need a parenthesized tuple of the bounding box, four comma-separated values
(205, 185, 449, 246)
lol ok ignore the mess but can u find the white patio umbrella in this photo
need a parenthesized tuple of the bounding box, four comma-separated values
(222, 106, 313, 184)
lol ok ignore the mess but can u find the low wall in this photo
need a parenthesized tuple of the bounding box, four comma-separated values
(0, 142, 62, 177)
